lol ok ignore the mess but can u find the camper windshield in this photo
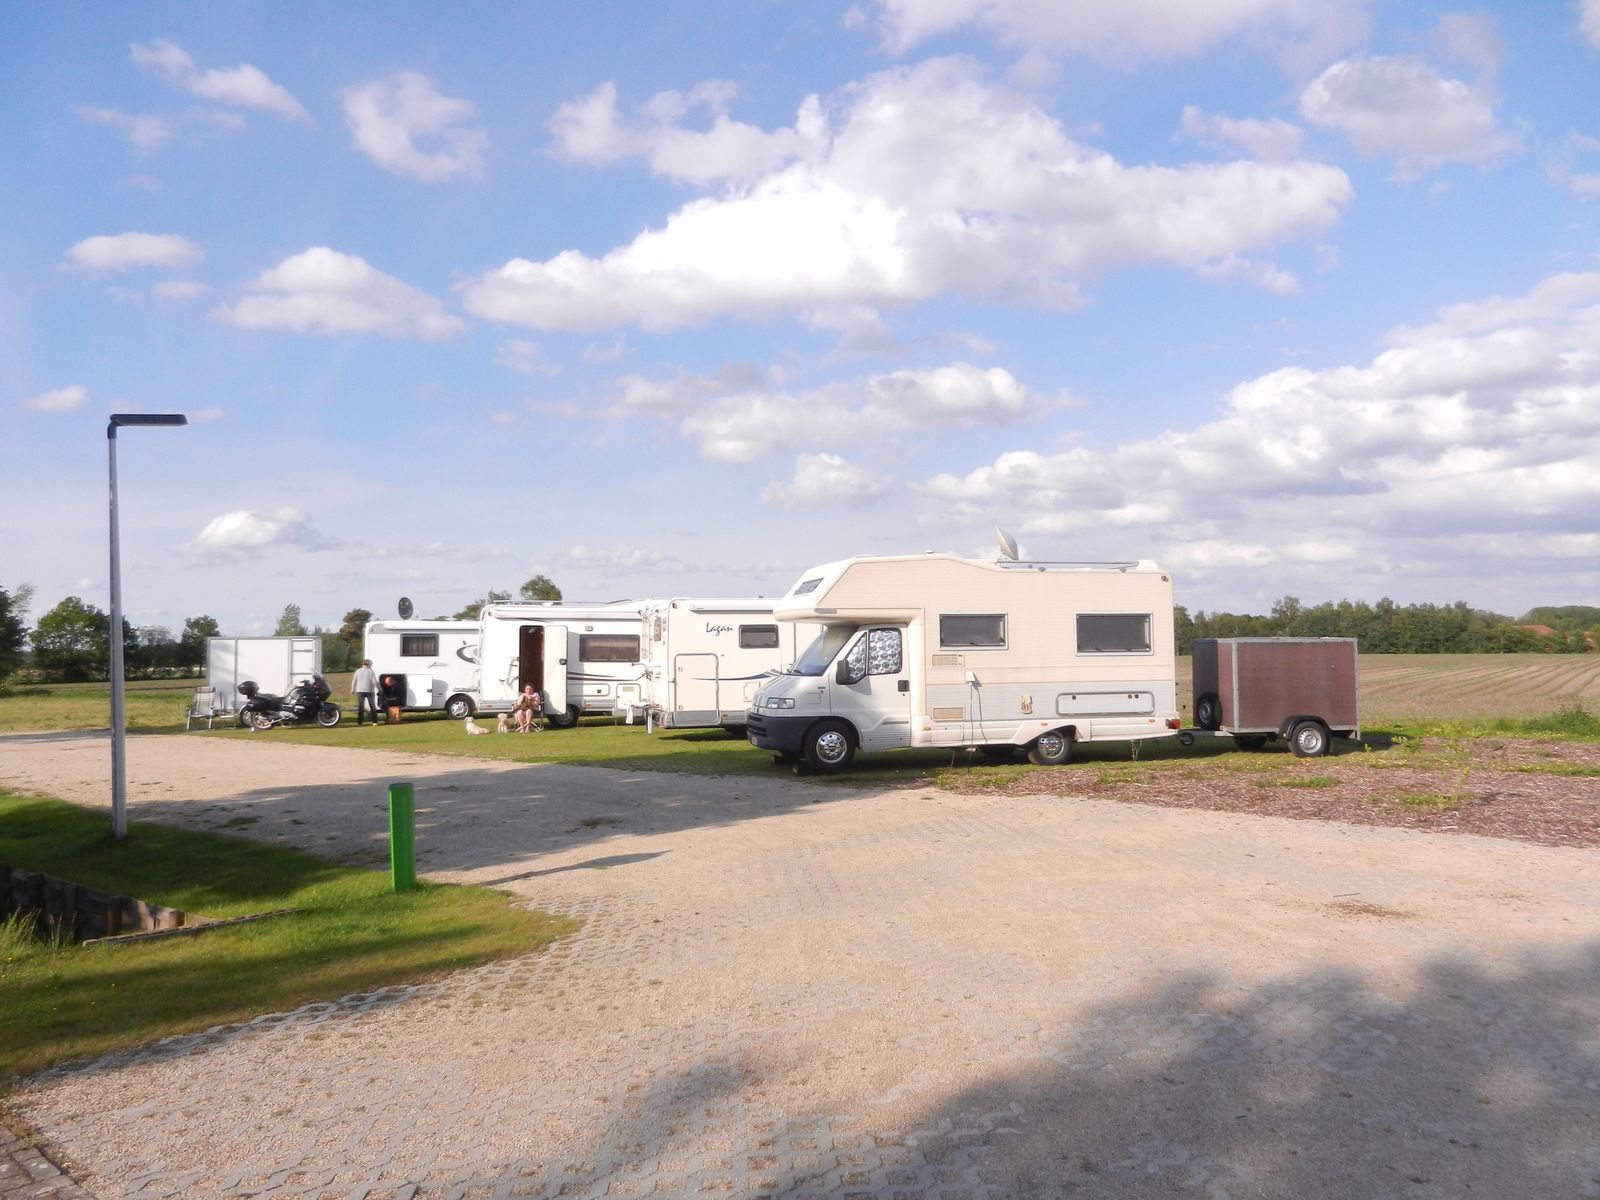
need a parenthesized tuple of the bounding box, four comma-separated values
(789, 625, 859, 676)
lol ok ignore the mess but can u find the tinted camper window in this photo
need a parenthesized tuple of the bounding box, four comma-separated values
(739, 625, 779, 649)
(1076, 613, 1151, 653)
(580, 634, 640, 662)
(939, 614, 1006, 648)
(400, 634, 439, 657)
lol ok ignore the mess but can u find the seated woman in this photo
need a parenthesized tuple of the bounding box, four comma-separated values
(378, 675, 403, 724)
(512, 685, 542, 732)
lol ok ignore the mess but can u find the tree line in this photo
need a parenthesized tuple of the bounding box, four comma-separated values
(1178, 597, 1600, 654)
(0, 575, 564, 688)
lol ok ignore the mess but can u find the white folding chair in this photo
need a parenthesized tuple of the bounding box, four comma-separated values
(185, 686, 224, 731)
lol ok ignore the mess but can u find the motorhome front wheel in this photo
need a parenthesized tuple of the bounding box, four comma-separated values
(803, 721, 855, 772)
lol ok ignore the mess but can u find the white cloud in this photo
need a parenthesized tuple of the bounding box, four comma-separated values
(917, 270, 1600, 592)
(75, 107, 173, 156)
(1299, 56, 1518, 178)
(494, 338, 553, 374)
(1179, 106, 1303, 163)
(550, 81, 816, 184)
(67, 232, 201, 272)
(193, 507, 328, 553)
(130, 39, 311, 122)
(762, 453, 893, 506)
(1432, 11, 1505, 75)
(212, 247, 464, 340)
(615, 360, 1059, 462)
(151, 279, 209, 300)
(24, 385, 88, 413)
(341, 73, 486, 181)
(861, 0, 1368, 63)
(465, 58, 1349, 332)
(1578, 0, 1600, 50)
(189, 407, 224, 422)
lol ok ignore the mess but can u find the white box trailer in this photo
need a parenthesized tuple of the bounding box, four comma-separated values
(639, 598, 822, 731)
(205, 636, 322, 711)
(362, 619, 481, 718)
(475, 600, 649, 726)
(747, 552, 1180, 772)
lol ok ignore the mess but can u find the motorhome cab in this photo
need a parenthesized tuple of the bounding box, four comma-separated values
(476, 600, 648, 726)
(746, 552, 1180, 772)
(639, 598, 822, 731)
(363, 619, 480, 718)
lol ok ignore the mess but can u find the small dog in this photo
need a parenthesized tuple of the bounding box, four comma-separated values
(464, 716, 488, 736)
(496, 712, 510, 734)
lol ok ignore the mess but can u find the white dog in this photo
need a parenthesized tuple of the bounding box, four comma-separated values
(464, 716, 488, 736)
(496, 712, 510, 734)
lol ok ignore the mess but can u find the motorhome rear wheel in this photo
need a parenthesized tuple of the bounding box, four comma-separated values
(1026, 729, 1073, 766)
(445, 695, 475, 720)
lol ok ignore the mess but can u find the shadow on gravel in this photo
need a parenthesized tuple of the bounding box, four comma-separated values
(898, 942, 1600, 1200)
(113, 762, 871, 876)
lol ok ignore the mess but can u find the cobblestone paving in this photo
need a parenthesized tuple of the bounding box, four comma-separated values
(4, 749, 1599, 1199)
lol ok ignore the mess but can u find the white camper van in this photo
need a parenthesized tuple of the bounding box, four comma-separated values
(363, 619, 481, 718)
(639, 598, 821, 731)
(747, 552, 1180, 772)
(476, 600, 648, 726)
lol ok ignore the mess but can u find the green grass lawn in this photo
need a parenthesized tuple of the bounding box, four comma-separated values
(0, 792, 576, 1080)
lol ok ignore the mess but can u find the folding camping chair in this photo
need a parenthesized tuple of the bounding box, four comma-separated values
(185, 686, 226, 731)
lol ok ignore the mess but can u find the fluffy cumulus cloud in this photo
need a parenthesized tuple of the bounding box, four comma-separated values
(1179, 106, 1304, 163)
(464, 58, 1350, 332)
(74, 107, 174, 156)
(918, 271, 1600, 594)
(130, 39, 310, 122)
(212, 247, 464, 340)
(193, 507, 328, 553)
(1299, 56, 1517, 178)
(23, 385, 88, 413)
(67, 232, 201, 271)
(762, 453, 894, 506)
(613, 360, 1058, 462)
(859, 0, 1367, 62)
(341, 73, 486, 181)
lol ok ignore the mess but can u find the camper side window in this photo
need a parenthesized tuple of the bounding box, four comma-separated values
(579, 634, 641, 662)
(400, 634, 439, 656)
(939, 614, 1005, 648)
(1076, 613, 1152, 654)
(739, 625, 779, 649)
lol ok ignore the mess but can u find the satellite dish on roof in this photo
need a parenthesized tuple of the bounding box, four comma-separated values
(996, 527, 1019, 561)
(398, 596, 414, 620)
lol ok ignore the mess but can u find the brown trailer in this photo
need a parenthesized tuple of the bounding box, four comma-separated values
(1190, 637, 1359, 757)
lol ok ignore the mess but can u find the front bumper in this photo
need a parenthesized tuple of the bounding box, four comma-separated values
(745, 709, 811, 754)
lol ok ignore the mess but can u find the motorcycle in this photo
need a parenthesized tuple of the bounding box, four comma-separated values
(237, 674, 342, 730)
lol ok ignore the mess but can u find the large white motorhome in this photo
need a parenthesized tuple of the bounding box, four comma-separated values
(638, 598, 822, 731)
(475, 600, 649, 726)
(746, 551, 1180, 772)
(362, 619, 481, 718)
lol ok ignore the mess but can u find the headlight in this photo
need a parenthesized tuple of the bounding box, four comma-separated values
(765, 696, 795, 709)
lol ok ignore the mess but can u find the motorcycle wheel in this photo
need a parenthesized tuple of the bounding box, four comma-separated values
(317, 703, 342, 728)
(250, 713, 275, 731)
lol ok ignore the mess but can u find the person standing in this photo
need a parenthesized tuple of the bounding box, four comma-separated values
(351, 659, 379, 726)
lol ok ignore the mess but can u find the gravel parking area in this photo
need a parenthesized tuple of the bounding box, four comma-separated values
(2, 731, 1598, 1199)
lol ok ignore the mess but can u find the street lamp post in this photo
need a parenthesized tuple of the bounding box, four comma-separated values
(108, 413, 187, 840)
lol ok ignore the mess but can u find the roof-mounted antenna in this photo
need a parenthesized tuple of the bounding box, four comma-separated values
(996, 527, 1019, 562)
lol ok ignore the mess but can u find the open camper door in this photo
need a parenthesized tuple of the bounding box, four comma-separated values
(516, 623, 568, 717)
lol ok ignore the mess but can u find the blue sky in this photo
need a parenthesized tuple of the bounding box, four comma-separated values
(4, 0, 1599, 636)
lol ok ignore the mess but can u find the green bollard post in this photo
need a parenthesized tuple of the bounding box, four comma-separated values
(388, 782, 416, 892)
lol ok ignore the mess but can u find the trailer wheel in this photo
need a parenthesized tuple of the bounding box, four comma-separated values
(545, 705, 579, 729)
(1026, 729, 1073, 766)
(803, 720, 855, 773)
(445, 695, 474, 720)
(1289, 720, 1329, 758)
(1233, 734, 1270, 750)
(1195, 693, 1221, 731)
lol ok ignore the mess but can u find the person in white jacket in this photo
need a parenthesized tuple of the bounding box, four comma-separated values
(351, 659, 379, 726)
